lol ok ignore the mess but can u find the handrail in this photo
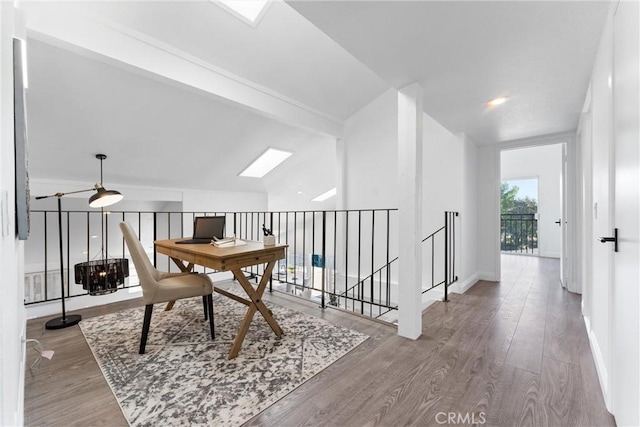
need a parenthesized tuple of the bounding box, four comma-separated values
(338, 257, 398, 300)
(422, 225, 445, 242)
(421, 212, 458, 301)
(31, 209, 399, 214)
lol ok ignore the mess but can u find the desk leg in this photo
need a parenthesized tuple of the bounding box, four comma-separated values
(228, 261, 283, 359)
(165, 258, 195, 311)
(171, 258, 194, 273)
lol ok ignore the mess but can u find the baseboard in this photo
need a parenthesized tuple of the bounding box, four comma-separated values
(449, 273, 479, 294)
(421, 298, 440, 311)
(26, 286, 143, 320)
(378, 297, 439, 324)
(583, 315, 613, 412)
(478, 271, 498, 282)
(541, 251, 561, 259)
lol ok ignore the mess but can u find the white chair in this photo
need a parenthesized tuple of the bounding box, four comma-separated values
(119, 221, 215, 354)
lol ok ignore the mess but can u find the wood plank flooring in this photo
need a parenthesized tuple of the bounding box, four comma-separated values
(24, 255, 615, 426)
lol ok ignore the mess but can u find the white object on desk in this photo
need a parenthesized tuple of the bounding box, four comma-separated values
(212, 237, 247, 248)
(263, 235, 276, 246)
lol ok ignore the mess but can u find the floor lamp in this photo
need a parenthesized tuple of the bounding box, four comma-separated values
(36, 154, 123, 330)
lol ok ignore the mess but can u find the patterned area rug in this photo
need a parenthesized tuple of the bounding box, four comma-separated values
(79, 286, 368, 426)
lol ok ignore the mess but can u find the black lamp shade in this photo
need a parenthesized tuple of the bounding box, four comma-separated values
(75, 258, 129, 295)
(89, 187, 123, 208)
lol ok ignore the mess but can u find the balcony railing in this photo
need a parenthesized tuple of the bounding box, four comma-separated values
(500, 213, 538, 254)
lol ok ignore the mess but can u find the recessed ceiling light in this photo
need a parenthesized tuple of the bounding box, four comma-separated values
(297, 191, 303, 195)
(239, 148, 292, 178)
(312, 187, 337, 202)
(215, 0, 271, 26)
(487, 96, 509, 107)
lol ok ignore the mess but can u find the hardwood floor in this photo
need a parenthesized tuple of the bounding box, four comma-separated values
(24, 255, 615, 426)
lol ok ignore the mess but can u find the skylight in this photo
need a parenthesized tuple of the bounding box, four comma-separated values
(312, 188, 337, 202)
(239, 148, 292, 178)
(216, 0, 271, 26)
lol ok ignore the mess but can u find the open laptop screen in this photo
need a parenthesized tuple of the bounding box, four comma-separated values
(193, 216, 225, 240)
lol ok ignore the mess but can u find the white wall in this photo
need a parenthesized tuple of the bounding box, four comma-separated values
(342, 88, 398, 210)
(476, 146, 500, 281)
(421, 112, 465, 297)
(422, 114, 462, 234)
(501, 144, 563, 258)
(0, 4, 26, 425)
(459, 134, 479, 290)
(579, 97, 593, 317)
(340, 87, 480, 302)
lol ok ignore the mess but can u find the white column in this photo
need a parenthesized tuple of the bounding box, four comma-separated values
(397, 83, 423, 339)
(335, 137, 347, 210)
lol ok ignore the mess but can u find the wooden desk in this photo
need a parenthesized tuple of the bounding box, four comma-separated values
(154, 239, 287, 359)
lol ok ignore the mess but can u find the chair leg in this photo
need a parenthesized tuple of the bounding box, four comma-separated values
(207, 294, 215, 340)
(139, 304, 153, 354)
(202, 295, 208, 320)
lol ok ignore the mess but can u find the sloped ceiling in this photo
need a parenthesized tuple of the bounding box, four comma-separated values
(35, 0, 389, 121)
(26, 38, 337, 199)
(23, 0, 393, 202)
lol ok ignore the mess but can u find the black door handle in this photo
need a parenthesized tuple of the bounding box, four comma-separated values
(555, 220, 561, 225)
(599, 228, 618, 252)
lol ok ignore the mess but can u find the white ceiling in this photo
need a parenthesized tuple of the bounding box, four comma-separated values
(57, 0, 389, 121)
(288, 0, 610, 144)
(23, 0, 610, 200)
(26, 38, 337, 198)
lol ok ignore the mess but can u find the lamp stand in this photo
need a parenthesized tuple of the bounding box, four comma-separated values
(45, 196, 81, 330)
(36, 154, 123, 329)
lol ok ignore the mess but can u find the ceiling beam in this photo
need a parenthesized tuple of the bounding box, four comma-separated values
(22, 3, 343, 138)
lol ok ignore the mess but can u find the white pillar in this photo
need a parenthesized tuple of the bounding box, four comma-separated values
(397, 83, 423, 339)
(336, 137, 346, 210)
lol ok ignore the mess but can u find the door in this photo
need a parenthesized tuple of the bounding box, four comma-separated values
(590, 11, 614, 408)
(560, 143, 567, 288)
(610, 2, 639, 425)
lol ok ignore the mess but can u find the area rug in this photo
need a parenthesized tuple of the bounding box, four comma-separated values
(79, 286, 368, 426)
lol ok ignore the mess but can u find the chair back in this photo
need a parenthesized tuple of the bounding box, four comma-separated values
(119, 221, 161, 300)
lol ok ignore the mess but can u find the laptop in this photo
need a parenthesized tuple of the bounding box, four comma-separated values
(176, 216, 225, 244)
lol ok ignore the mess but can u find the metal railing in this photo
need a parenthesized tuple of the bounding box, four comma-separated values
(422, 211, 458, 302)
(338, 210, 459, 318)
(24, 209, 398, 311)
(337, 256, 398, 318)
(500, 213, 538, 254)
(24, 208, 458, 321)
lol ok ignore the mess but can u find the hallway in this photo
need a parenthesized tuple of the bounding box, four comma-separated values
(419, 254, 615, 426)
(254, 254, 616, 425)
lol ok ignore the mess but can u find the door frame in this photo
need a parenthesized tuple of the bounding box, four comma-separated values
(496, 132, 577, 292)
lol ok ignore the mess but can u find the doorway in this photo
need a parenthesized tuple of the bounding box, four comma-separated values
(500, 144, 564, 261)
